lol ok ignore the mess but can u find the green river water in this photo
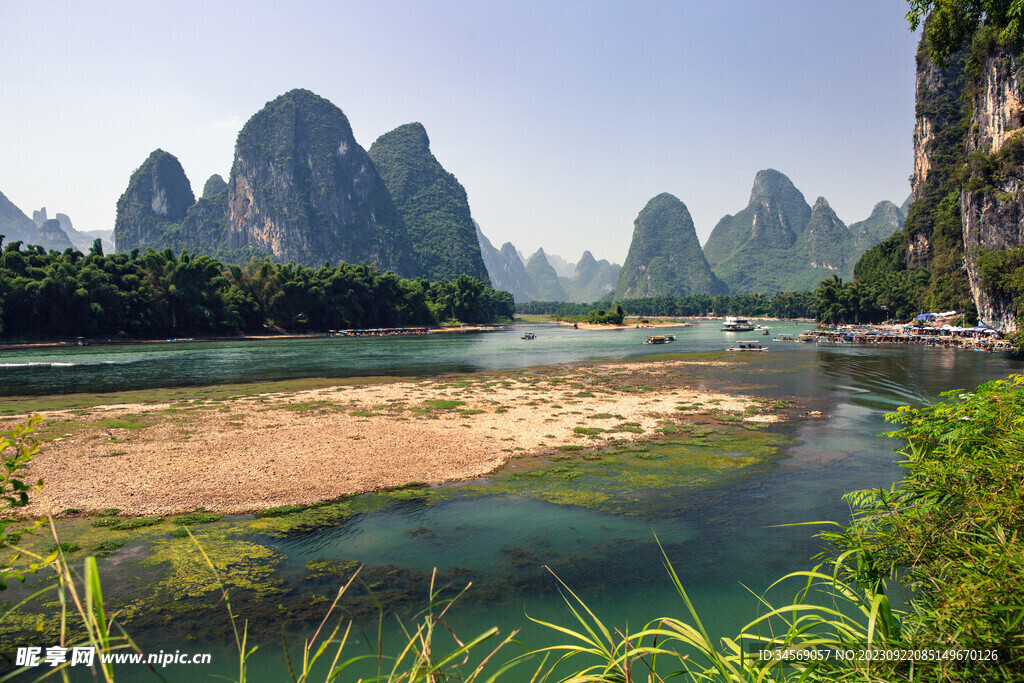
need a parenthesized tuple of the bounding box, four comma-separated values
(0, 321, 1019, 681)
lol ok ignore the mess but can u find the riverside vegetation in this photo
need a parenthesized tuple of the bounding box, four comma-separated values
(2, 372, 1022, 681)
(0, 240, 513, 339)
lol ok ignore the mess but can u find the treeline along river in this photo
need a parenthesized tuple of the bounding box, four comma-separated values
(1, 321, 1019, 680)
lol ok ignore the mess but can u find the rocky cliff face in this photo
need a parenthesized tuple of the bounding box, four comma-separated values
(179, 182, 229, 253)
(368, 122, 489, 282)
(0, 189, 38, 244)
(226, 89, 417, 275)
(960, 44, 1024, 331)
(113, 149, 195, 252)
(617, 193, 724, 298)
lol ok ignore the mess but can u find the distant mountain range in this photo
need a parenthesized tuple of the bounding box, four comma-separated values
(475, 225, 621, 303)
(0, 192, 111, 252)
(4, 89, 905, 304)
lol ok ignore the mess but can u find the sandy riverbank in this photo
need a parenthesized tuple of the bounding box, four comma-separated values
(553, 319, 694, 331)
(10, 359, 779, 517)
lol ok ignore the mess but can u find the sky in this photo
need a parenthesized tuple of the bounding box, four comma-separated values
(0, 0, 920, 265)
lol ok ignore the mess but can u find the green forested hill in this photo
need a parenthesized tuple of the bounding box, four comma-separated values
(525, 248, 567, 301)
(615, 193, 725, 299)
(368, 123, 490, 282)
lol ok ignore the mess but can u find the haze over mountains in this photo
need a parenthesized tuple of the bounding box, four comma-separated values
(4, 88, 904, 303)
(0, 190, 112, 252)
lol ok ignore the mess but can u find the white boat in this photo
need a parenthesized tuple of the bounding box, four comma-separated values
(721, 317, 755, 332)
(521, 332, 537, 340)
(727, 342, 769, 352)
(643, 335, 674, 345)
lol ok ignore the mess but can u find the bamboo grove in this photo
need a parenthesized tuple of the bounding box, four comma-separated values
(0, 239, 514, 339)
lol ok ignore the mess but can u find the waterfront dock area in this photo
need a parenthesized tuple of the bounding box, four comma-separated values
(800, 324, 1015, 353)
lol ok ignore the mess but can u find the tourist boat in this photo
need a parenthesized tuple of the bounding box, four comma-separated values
(643, 335, 674, 344)
(727, 342, 768, 352)
(721, 317, 755, 332)
(521, 332, 537, 340)
(773, 335, 797, 342)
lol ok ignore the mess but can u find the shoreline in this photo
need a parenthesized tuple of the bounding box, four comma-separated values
(9, 357, 782, 517)
(0, 325, 508, 351)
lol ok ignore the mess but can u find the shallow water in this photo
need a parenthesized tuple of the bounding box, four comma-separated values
(2, 321, 804, 395)
(1, 323, 1020, 681)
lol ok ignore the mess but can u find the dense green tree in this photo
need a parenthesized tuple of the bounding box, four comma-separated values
(907, 0, 1024, 66)
(0, 241, 512, 340)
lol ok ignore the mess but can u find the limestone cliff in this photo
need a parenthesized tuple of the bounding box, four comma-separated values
(113, 149, 195, 252)
(960, 42, 1024, 331)
(226, 89, 418, 276)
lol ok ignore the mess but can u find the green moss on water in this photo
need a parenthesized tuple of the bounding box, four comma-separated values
(172, 511, 223, 526)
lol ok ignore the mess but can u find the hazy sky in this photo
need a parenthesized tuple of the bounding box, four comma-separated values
(1, 0, 919, 265)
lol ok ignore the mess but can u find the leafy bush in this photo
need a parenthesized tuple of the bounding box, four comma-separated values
(822, 374, 1024, 678)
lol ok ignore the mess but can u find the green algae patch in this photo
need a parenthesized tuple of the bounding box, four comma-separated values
(144, 535, 286, 600)
(456, 427, 792, 514)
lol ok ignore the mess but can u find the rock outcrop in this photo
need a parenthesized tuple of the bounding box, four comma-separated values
(37, 218, 74, 251)
(113, 149, 195, 252)
(226, 89, 418, 276)
(616, 193, 725, 299)
(368, 123, 489, 282)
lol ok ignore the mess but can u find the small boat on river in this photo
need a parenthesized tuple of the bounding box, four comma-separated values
(643, 335, 674, 345)
(728, 342, 768, 352)
(522, 332, 537, 340)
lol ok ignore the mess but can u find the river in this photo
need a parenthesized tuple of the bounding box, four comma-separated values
(0, 322, 1018, 681)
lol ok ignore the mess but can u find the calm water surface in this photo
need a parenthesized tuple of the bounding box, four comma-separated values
(2, 323, 1019, 681)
